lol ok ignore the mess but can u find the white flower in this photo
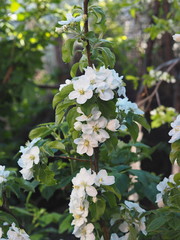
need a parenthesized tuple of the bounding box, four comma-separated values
(74, 121, 83, 131)
(19, 137, 41, 154)
(95, 169, 115, 187)
(124, 200, 146, 215)
(119, 221, 129, 233)
(7, 222, 30, 240)
(116, 97, 144, 115)
(0, 165, 10, 184)
(76, 107, 101, 122)
(69, 76, 93, 104)
(156, 174, 175, 203)
(111, 233, 120, 240)
(119, 232, 129, 240)
(106, 119, 120, 131)
(20, 168, 34, 181)
(18, 146, 40, 170)
(73, 223, 95, 240)
(0, 227, 3, 238)
(59, 80, 72, 91)
(72, 168, 97, 197)
(168, 115, 180, 143)
(74, 134, 98, 156)
(82, 117, 109, 143)
(84, 66, 100, 90)
(172, 34, 180, 42)
(95, 82, 114, 101)
(58, 13, 82, 25)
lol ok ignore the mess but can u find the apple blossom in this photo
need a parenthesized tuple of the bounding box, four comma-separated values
(69, 76, 93, 104)
(58, 13, 82, 25)
(20, 168, 34, 181)
(106, 119, 120, 131)
(82, 117, 109, 143)
(95, 82, 114, 101)
(76, 107, 101, 122)
(168, 114, 180, 143)
(172, 34, 180, 42)
(156, 174, 175, 203)
(116, 97, 144, 115)
(0, 227, 3, 238)
(0, 165, 10, 184)
(18, 146, 40, 170)
(19, 137, 40, 154)
(73, 223, 95, 240)
(95, 169, 115, 187)
(72, 168, 97, 197)
(74, 134, 98, 156)
(7, 222, 30, 240)
(59, 80, 72, 91)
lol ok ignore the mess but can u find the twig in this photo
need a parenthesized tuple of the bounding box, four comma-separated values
(83, 0, 93, 67)
(3, 65, 14, 83)
(137, 58, 180, 108)
(56, 155, 91, 162)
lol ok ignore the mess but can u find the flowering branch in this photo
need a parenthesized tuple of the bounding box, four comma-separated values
(83, 0, 93, 67)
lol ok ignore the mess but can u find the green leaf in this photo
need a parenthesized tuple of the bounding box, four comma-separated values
(39, 213, 62, 227)
(52, 84, 73, 109)
(58, 214, 73, 233)
(103, 185, 121, 200)
(62, 38, 76, 63)
(147, 215, 170, 232)
(34, 164, 56, 186)
(97, 99, 116, 118)
(90, 197, 106, 221)
(98, 47, 115, 68)
(126, 121, 139, 142)
(174, 173, 180, 185)
(70, 62, 79, 78)
(103, 192, 117, 208)
(66, 107, 78, 130)
(134, 115, 150, 132)
(90, 5, 105, 24)
(29, 127, 52, 139)
(0, 211, 18, 225)
(46, 141, 65, 152)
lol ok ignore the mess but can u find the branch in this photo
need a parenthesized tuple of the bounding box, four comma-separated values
(55, 155, 91, 162)
(137, 58, 180, 108)
(83, 0, 93, 67)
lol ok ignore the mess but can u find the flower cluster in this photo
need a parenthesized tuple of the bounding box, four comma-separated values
(168, 114, 180, 143)
(74, 107, 120, 156)
(0, 165, 10, 184)
(69, 168, 115, 239)
(116, 97, 144, 115)
(18, 138, 41, 180)
(0, 222, 30, 240)
(110, 201, 147, 239)
(156, 174, 176, 204)
(68, 66, 126, 104)
(172, 33, 180, 42)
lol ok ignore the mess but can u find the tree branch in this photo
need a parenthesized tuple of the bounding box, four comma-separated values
(83, 0, 93, 67)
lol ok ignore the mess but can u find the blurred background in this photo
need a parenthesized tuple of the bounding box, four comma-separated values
(0, 0, 179, 238)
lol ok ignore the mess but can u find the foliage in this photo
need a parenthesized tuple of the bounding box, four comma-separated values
(0, 0, 180, 240)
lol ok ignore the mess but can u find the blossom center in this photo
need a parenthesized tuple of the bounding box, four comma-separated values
(84, 140, 90, 146)
(79, 89, 85, 95)
(29, 155, 35, 160)
(93, 125, 99, 132)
